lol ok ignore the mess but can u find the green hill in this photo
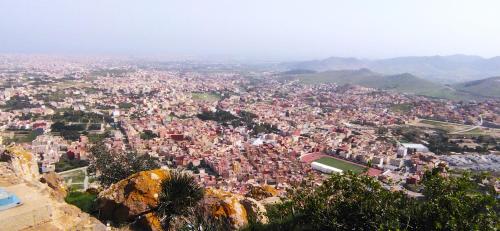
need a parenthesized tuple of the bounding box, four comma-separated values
(453, 76, 500, 98)
(280, 69, 456, 97)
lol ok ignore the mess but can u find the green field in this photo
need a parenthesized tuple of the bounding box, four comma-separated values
(390, 103, 412, 113)
(314, 157, 366, 174)
(419, 119, 456, 132)
(192, 92, 221, 102)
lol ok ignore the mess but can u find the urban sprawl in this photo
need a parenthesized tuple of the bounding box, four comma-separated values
(1, 55, 499, 197)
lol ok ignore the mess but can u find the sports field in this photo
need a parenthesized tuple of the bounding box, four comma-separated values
(314, 157, 366, 174)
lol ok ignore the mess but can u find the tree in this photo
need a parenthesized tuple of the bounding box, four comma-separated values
(156, 170, 204, 230)
(376, 126, 388, 135)
(61, 130, 81, 141)
(263, 171, 414, 230)
(140, 130, 158, 140)
(260, 169, 498, 231)
(87, 142, 160, 187)
(415, 169, 499, 230)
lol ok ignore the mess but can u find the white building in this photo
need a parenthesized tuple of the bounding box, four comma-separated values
(311, 162, 343, 174)
(398, 143, 429, 157)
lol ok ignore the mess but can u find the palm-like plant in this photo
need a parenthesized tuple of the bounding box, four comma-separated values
(156, 170, 204, 230)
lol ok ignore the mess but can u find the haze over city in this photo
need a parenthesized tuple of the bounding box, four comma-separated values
(0, 1, 499, 231)
(1, 0, 500, 60)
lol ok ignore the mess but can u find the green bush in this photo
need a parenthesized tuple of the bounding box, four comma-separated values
(258, 169, 498, 231)
(65, 191, 97, 214)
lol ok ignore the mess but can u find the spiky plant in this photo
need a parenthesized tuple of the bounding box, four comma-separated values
(156, 170, 204, 230)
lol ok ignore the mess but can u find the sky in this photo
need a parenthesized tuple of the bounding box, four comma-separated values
(1, 0, 500, 61)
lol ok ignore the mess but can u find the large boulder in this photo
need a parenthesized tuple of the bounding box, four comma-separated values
(97, 168, 170, 227)
(204, 188, 248, 229)
(245, 184, 279, 200)
(40, 171, 68, 201)
(204, 188, 270, 229)
(240, 197, 269, 224)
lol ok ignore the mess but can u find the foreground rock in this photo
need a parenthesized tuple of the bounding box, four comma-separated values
(40, 171, 68, 201)
(0, 146, 106, 231)
(96, 169, 272, 230)
(205, 188, 269, 229)
(245, 184, 279, 200)
(97, 168, 170, 230)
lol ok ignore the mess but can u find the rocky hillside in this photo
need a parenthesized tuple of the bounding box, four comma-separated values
(0, 146, 106, 231)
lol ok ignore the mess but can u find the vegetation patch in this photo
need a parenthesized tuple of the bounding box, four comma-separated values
(2, 130, 40, 144)
(261, 169, 498, 230)
(390, 103, 412, 113)
(65, 191, 97, 214)
(55, 155, 89, 172)
(192, 92, 222, 102)
(140, 130, 159, 140)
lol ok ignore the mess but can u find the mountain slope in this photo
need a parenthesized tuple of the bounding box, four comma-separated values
(279, 69, 479, 99)
(281, 68, 384, 85)
(453, 76, 500, 98)
(283, 55, 500, 83)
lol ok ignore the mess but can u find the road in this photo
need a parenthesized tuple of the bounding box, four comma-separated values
(57, 166, 88, 175)
(451, 115, 483, 134)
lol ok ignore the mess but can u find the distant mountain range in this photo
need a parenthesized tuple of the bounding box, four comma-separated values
(282, 55, 500, 83)
(279, 69, 500, 100)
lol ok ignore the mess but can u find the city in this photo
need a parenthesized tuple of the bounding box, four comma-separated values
(0, 55, 498, 230)
(1, 0, 499, 230)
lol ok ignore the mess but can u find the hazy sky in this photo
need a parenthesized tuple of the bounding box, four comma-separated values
(1, 0, 500, 61)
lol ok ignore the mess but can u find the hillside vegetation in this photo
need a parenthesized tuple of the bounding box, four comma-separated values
(255, 169, 498, 231)
(453, 76, 500, 98)
(280, 69, 499, 100)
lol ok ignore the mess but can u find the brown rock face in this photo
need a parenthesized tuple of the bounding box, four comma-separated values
(245, 184, 279, 201)
(40, 171, 68, 201)
(205, 188, 267, 230)
(133, 212, 163, 231)
(0, 146, 106, 231)
(240, 197, 269, 224)
(2, 145, 40, 182)
(205, 189, 248, 229)
(97, 168, 170, 224)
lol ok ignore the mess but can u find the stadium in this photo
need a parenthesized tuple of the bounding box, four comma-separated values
(300, 153, 367, 174)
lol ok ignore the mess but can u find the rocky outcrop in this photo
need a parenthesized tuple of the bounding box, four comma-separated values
(2, 145, 40, 182)
(204, 188, 249, 229)
(133, 212, 162, 231)
(203, 188, 273, 229)
(0, 146, 106, 231)
(40, 171, 68, 201)
(240, 197, 268, 224)
(245, 184, 279, 200)
(96, 169, 273, 230)
(97, 168, 170, 229)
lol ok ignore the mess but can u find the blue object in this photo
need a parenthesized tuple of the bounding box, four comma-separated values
(0, 188, 22, 211)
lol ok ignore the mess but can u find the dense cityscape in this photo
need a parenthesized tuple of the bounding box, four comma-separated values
(1, 0, 500, 230)
(0, 55, 499, 230)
